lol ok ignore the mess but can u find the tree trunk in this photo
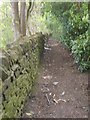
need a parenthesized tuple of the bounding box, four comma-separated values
(11, 2, 20, 41)
(20, 1, 26, 36)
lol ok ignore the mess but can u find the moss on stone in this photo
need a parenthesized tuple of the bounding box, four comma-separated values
(1, 33, 48, 118)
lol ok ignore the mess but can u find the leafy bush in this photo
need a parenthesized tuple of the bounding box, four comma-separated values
(41, 2, 90, 72)
(72, 31, 90, 72)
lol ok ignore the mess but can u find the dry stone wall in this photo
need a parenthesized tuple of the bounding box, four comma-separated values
(0, 33, 47, 118)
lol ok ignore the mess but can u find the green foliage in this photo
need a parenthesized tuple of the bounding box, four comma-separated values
(72, 31, 90, 72)
(0, 2, 89, 72)
(0, 2, 14, 48)
(41, 2, 90, 72)
(28, 2, 50, 35)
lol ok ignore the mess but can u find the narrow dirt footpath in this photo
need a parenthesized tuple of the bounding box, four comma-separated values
(22, 37, 88, 118)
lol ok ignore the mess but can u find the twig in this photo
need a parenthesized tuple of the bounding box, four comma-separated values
(45, 94, 51, 105)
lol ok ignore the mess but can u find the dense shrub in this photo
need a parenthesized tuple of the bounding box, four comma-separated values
(72, 31, 90, 72)
(41, 2, 90, 72)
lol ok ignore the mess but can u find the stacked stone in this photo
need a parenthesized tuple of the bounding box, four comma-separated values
(0, 33, 46, 118)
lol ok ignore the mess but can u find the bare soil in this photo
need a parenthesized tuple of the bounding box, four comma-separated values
(22, 37, 88, 118)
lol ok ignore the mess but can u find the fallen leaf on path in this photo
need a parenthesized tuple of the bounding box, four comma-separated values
(26, 113, 32, 116)
(53, 99, 58, 104)
(53, 82, 58, 86)
(53, 94, 55, 98)
(43, 75, 52, 79)
(53, 98, 66, 104)
(26, 111, 34, 117)
(61, 91, 65, 96)
(57, 99, 67, 102)
(44, 47, 51, 50)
